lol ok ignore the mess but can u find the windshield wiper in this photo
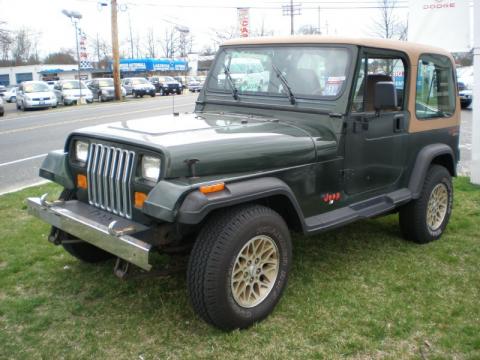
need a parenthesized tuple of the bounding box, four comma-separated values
(272, 64, 296, 105)
(223, 66, 239, 100)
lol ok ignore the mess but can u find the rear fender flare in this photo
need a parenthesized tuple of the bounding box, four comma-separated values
(408, 144, 456, 198)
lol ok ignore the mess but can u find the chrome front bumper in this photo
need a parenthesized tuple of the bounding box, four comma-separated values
(27, 197, 152, 270)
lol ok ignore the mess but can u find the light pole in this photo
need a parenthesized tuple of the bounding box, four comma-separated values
(175, 26, 190, 92)
(62, 9, 83, 101)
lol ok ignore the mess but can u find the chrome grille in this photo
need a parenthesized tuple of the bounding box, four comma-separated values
(86, 143, 136, 219)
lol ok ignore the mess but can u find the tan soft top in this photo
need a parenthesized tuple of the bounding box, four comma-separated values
(222, 35, 452, 58)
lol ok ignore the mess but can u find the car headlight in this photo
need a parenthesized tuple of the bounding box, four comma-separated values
(74, 141, 89, 163)
(141, 156, 161, 182)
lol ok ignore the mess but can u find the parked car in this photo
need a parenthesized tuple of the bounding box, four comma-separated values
(122, 77, 156, 97)
(27, 37, 460, 331)
(88, 78, 126, 102)
(45, 80, 58, 90)
(173, 76, 185, 86)
(187, 77, 202, 92)
(0, 85, 6, 98)
(0, 96, 4, 117)
(53, 80, 93, 106)
(457, 66, 473, 109)
(16, 81, 57, 110)
(148, 76, 182, 95)
(3, 86, 18, 103)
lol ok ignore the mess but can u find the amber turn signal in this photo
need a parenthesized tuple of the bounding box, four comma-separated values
(199, 182, 225, 194)
(76, 174, 87, 189)
(134, 192, 148, 208)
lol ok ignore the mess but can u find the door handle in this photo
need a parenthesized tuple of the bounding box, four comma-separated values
(393, 114, 404, 133)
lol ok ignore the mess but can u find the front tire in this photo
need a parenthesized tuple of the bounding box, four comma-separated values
(399, 165, 453, 244)
(187, 204, 292, 330)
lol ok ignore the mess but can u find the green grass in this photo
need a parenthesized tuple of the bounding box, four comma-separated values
(1, 179, 479, 359)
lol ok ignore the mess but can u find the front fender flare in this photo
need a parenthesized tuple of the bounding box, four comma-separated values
(176, 177, 305, 226)
(38, 150, 75, 189)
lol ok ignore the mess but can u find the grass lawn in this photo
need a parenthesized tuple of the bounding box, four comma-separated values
(0, 178, 479, 359)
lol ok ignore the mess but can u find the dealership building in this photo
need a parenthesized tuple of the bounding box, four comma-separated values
(0, 64, 94, 86)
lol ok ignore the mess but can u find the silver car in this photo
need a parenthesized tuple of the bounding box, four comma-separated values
(122, 77, 156, 97)
(0, 96, 4, 117)
(16, 81, 58, 110)
(54, 80, 93, 105)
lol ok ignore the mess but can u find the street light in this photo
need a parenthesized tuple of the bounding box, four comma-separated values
(62, 9, 83, 102)
(175, 26, 190, 92)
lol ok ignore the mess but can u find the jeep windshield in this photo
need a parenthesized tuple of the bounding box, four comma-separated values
(207, 46, 350, 100)
(131, 78, 150, 85)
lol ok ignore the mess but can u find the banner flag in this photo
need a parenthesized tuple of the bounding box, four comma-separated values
(408, 0, 470, 52)
(238, 8, 250, 38)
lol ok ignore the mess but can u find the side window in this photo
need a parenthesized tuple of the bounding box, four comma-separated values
(416, 54, 455, 119)
(352, 55, 406, 112)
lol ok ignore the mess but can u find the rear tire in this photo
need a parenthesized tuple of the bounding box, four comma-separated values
(399, 165, 453, 244)
(55, 189, 114, 263)
(187, 204, 292, 330)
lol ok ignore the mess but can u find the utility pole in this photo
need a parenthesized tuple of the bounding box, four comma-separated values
(472, 0, 480, 184)
(111, 0, 121, 101)
(282, 2, 301, 36)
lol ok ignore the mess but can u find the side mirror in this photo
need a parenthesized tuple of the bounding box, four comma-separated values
(374, 81, 397, 110)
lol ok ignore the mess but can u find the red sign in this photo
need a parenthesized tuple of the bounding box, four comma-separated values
(238, 8, 249, 38)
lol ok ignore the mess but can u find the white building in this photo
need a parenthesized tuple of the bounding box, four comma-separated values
(0, 64, 93, 86)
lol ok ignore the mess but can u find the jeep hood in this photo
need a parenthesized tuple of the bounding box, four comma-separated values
(71, 113, 333, 178)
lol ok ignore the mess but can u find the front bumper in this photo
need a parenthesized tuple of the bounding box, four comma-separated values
(27, 197, 152, 270)
(25, 99, 57, 108)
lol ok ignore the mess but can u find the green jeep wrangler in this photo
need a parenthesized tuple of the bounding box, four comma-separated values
(27, 36, 461, 330)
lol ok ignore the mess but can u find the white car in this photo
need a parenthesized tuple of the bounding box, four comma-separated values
(54, 80, 93, 105)
(457, 66, 473, 109)
(16, 81, 58, 111)
(3, 86, 18, 103)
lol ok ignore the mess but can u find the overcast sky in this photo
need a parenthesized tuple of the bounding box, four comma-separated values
(0, 0, 410, 58)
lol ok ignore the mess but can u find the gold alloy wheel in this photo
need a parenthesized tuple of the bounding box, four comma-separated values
(231, 235, 280, 308)
(426, 183, 449, 231)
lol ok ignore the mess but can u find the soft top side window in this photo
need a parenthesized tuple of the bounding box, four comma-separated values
(351, 53, 406, 113)
(415, 54, 455, 119)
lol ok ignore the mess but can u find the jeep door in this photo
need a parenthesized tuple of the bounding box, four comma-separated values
(344, 48, 409, 195)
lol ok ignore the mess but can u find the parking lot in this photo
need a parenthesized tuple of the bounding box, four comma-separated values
(0, 92, 198, 194)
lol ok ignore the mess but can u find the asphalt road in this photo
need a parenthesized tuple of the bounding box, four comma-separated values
(0, 97, 473, 195)
(0, 93, 198, 194)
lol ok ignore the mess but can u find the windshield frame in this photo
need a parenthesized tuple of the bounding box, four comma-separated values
(206, 44, 354, 102)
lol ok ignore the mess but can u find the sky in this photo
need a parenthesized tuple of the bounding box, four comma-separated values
(0, 0, 411, 59)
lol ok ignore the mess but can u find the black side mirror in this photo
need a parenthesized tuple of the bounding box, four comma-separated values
(374, 81, 397, 110)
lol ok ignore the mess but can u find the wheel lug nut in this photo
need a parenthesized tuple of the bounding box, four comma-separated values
(256, 268, 261, 274)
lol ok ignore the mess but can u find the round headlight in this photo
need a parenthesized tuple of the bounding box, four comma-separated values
(74, 141, 89, 163)
(141, 156, 161, 182)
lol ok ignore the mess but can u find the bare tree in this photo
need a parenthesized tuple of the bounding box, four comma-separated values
(43, 49, 76, 64)
(145, 27, 156, 58)
(160, 27, 179, 58)
(0, 21, 13, 63)
(11, 28, 34, 65)
(210, 26, 237, 50)
(370, 0, 408, 40)
(251, 17, 275, 37)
